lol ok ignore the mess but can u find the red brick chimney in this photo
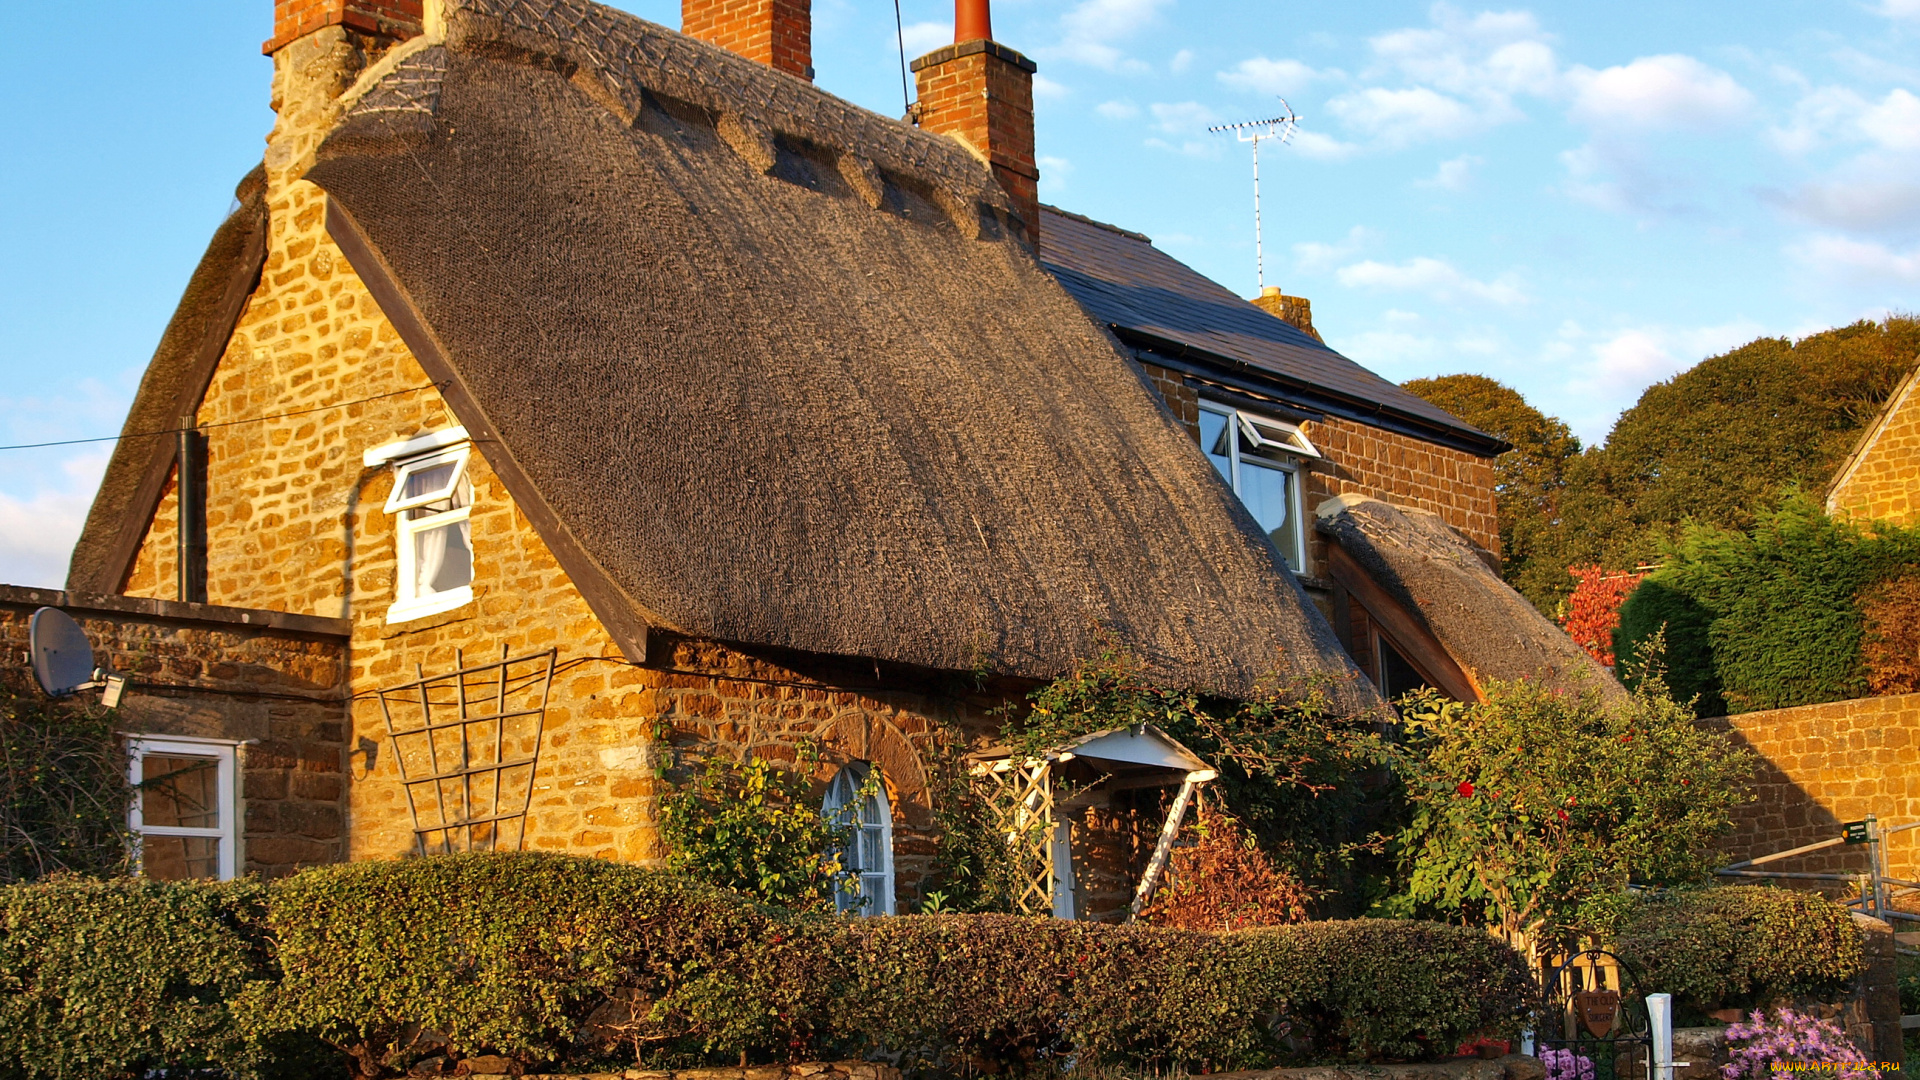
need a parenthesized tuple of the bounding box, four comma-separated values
(912, 0, 1039, 243)
(265, 0, 422, 53)
(683, 0, 814, 82)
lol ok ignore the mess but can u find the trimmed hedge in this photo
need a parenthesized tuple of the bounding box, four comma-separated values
(1612, 886, 1864, 1018)
(0, 875, 335, 1080)
(0, 854, 1539, 1077)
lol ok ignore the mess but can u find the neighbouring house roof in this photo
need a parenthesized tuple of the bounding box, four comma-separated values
(76, 0, 1380, 708)
(1826, 362, 1919, 516)
(1315, 496, 1626, 702)
(1038, 207, 1507, 457)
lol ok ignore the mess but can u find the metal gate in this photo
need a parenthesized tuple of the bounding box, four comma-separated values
(1536, 948, 1652, 1080)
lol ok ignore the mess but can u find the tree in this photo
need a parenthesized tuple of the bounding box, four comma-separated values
(1402, 374, 1586, 611)
(1600, 317, 1920, 538)
(1391, 677, 1753, 947)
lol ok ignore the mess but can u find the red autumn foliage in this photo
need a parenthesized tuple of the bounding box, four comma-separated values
(1137, 801, 1312, 931)
(1861, 572, 1920, 696)
(1562, 565, 1647, 668)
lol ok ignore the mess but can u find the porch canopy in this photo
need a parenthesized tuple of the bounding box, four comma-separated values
(967, 724, 1217, 920)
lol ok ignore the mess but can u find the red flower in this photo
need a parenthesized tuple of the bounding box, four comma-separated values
(1456, 781, 1475, 797)
(1556, 809, 1569, 822)
(1680, 778, 1690, 785)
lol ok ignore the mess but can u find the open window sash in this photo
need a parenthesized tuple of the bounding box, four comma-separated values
(384, 446, 471, 514)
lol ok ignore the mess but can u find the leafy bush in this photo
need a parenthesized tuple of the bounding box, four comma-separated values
(0, 854, 1539, 1076)
(1138, 803, 1311, 931)
(1615, 583, 1723, 714)
(0, 874, 333, 1080)
(658, 747, 855, 911)
(1611, 887, 1863, 1018)
(0, 685, 133, 883)
(1393, 679, 1754, 944)
(1860, 573, 1920, 696)
(1562, 566, 1645, 669)
(1615, 495, 1920, 715)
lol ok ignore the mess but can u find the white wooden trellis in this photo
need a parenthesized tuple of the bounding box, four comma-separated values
(968, 724, 1217, 920)
(376, 645, 557, 855)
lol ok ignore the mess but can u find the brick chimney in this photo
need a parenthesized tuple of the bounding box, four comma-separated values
(1253, 286, 1323, 343)
(683, 0, 814, 82)
(265, 0, 422, 53)
(911, 0, 1039, 243)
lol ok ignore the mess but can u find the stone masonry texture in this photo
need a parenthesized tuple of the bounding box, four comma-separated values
(267, 0, 423, 54)
(913, 46, 1039, 242)
(1708, 692, 1920, 885)
(1829, 372, 1919, 527)
(1140, 360, 1502, 579)
(110, 30, 1071, 910)
(0, 585, 350, 878)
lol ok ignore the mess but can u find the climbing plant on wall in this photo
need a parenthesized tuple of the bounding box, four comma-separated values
(0, 681, 133, 883)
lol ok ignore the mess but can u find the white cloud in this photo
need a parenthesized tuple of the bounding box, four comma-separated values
(1557, 141, 1703, 217)
(1366, 6, 1558, 97)
(1292, 226, 1376, 274)
(1149, 100, 1220, 135)
(1335, 256, 1528, 305)
(1169, 49, 1194, 74)
(1031, 74, 1070, 100)
(1328, 86, 1488, 146)
(1416, 153, 1481, 190)
(1776, 158, 1920, 232)
(1789, 234, 1920, 283)
(1858, 88, 1920, 151)
(1038, 155, 1072, 194)
(1216, 57, 1325, 96)
(1556, 321, 1769, 440)
(1048, 0, 1171, 73)
(1767, 85, 1869, 155)
(1095, 99, 1140, 120)
(1565, 55, 1753, 132)
(0, 451, 108, 589)
(897, 20, 951, 57)
(1289, 129, 1362, 161)
(1876, 0, 1920, 18)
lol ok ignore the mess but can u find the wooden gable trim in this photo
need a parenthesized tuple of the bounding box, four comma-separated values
(1325, 544, 1482, 703)
(74, 202, 270, 595)
(324, 200, 654, 664)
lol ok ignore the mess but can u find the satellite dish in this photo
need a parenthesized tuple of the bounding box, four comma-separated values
(29, 607, 127, 706)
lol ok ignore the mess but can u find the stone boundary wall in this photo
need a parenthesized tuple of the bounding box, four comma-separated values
(472, 1062, 900, 1080)
(1706, 692, 1920, 881)
(0, 584, 350, 877)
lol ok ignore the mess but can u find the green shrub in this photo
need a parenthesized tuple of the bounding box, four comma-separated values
(0, 686, 133, 884)
(1614, 583, 1723, 714)
(2, 855, 1539, 1075)
(1611, 886, 1863, 1019)
(0, 874, 333, 1080)
(1616, 495, 1920, 715)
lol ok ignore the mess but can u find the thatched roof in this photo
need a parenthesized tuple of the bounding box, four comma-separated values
(1316, 496, 1626, 702)
(1038, 207, 1505, 456)
(70, 0, 1377, 705)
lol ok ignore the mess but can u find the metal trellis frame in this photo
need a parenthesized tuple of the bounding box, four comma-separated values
(375, 645, 557, 855)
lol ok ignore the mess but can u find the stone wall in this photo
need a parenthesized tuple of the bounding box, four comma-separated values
(1828, 369, 1918, 527)
(1707, 692, 1920, 881)
(1138, 361, 1500, 581)
(0, 585, 350, 877)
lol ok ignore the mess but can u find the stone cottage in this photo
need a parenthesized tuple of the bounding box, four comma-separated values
(56, 0, 1607, 915)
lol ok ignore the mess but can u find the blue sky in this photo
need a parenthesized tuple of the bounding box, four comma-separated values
(0, 0, 1916, 587)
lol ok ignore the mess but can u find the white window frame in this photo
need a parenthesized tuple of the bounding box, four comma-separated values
(383, 440, 475, 624)
(1199, 401, 1313, 574)
(128, 735, 238, 882)
(822, 764, 895, 916)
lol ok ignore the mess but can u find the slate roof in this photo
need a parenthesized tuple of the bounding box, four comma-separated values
(74, 0, 1381, 709)
(1039, 207, 1504, 456)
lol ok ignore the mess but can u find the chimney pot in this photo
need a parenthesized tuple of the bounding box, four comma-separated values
(683, 0, 814, 81)
(955, 0, 992, 43)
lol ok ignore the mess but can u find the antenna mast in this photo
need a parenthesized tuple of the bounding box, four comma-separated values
(1208, 100, 1301, 291)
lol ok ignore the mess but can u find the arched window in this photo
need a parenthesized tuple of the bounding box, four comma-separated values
(822, 763, 894, 915)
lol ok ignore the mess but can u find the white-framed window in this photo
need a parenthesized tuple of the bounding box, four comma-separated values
(381, 441, 474, 623)
(1198, 402, 1319, 573)
(822, 763, 894, 916)
(128, 735, 238, 881)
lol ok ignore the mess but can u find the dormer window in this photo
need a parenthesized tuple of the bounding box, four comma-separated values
(1198, 402, 1318, 573)
(365, 429, 476, 622)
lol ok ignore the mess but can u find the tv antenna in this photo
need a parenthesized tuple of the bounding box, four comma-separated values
(1208, 99, 1301, 292)
(29, 607, 128, 708)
